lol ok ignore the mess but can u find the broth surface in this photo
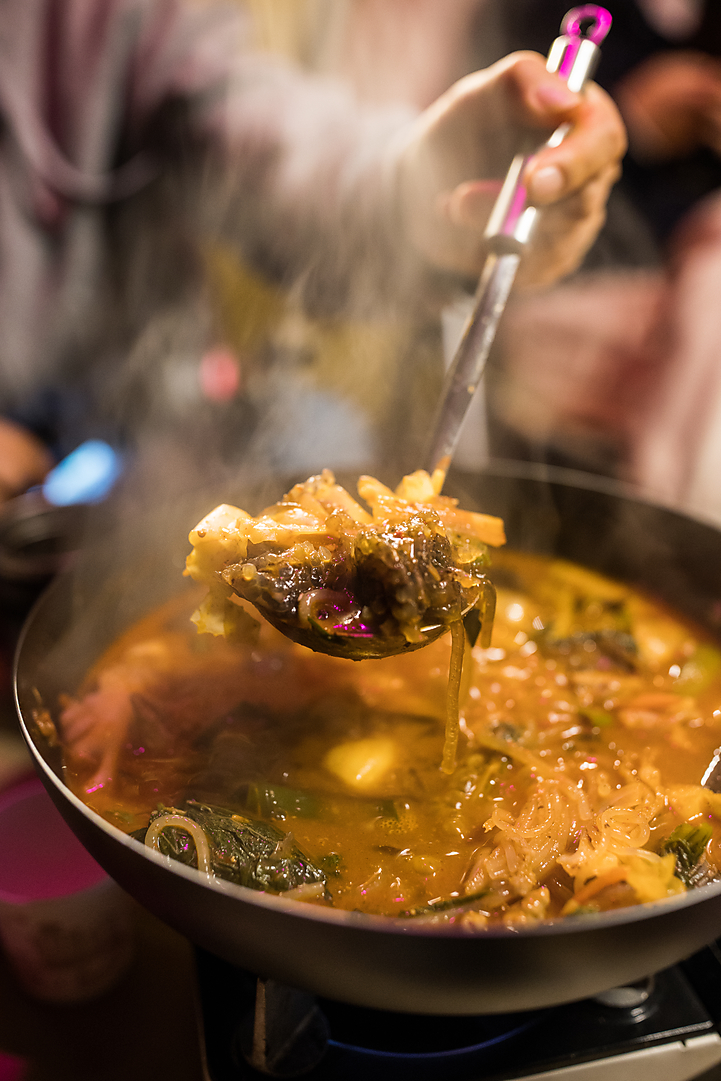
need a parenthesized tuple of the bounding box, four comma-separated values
(56, 553, 721, 927)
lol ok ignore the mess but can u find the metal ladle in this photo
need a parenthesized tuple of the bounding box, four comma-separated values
(425, 5, 613, 492)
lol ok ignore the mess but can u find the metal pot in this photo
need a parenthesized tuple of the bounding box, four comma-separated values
(14, 465, 721, 1015)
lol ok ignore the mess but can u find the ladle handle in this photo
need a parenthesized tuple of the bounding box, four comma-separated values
(484, 5, 611, 250)
(425, 6, 612, 491)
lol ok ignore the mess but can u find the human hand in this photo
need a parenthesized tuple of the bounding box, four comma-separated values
(0, 420, 52, 503)
(396, 51, 626, 288)
(615, 51, 721, 162)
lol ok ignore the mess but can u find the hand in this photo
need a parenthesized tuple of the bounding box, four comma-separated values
(0, 419, 52, 503)
(396, 51, 626, 288)
(615, 51, 721, 162)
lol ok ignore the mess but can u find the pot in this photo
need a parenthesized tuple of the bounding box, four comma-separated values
(14, 464, 721, 1015)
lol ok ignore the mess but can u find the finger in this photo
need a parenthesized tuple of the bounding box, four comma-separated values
(503, 52, 583, 126)
(431, 51, 582, 145)
(517, 163, 620, 286)
(531, 164, 619, 250)
(524, 82, 627, 205)
(518, 202, 607, 287)
(444, 158, 618, 243)
(539, 161, 621, 223)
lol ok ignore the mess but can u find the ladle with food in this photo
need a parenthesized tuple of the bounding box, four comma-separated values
(185, 6, 613, 667)
(186, 469, 505, 662)
(185, 468, 505, 775)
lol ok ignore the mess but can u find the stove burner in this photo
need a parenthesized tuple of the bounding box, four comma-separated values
(196, 946, 721, 1081)
(322, 1001, 536, 1059)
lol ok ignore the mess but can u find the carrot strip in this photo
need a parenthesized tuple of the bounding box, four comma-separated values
(572, 866, 628, 907)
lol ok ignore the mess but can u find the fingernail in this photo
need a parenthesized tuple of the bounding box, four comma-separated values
(533, 83, 578, 111)
(529, 165, 564, 201)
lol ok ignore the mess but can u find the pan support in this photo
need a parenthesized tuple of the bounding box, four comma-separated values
(236, 978, 329, 1077)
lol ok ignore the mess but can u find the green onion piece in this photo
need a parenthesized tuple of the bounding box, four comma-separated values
(242, 783, 321, 819)
(399, 888, 490, 918)
(662, 822, 713, 886)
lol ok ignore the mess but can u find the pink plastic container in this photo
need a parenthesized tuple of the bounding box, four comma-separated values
(0, 778, 134, 1002)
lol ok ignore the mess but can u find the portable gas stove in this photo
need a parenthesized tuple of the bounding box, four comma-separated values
(195, 943, 721, 1081)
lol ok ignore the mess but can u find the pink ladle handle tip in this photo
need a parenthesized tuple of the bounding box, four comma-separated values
(562, 5, 612, 46)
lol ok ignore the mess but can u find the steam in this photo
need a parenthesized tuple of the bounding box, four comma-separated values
(23, 1, 713, 714)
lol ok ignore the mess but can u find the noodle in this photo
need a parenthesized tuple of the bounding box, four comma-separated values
(441, 621, 466, 774)
(145, 813, 213, 878)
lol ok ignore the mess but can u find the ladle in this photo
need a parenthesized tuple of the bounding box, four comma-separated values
(256, 604, 450, 661)
(425, 5, 612, 492)
(200, 6, 612, 664)
(702, 751, 721, 794)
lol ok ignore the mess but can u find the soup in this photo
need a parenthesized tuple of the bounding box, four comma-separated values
(47, 549, 721, 929)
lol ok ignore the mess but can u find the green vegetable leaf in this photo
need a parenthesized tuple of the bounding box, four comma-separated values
(319, 853, 344, 876)
(675, 645, 721, 694)
(568, 904, 601, 917)
(241, 782, 321, 820)
(375, 799, 399, 821)
(139, 800, 327, 894)
(662, 822, 712, 886)
(399, 888, 490, 918)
